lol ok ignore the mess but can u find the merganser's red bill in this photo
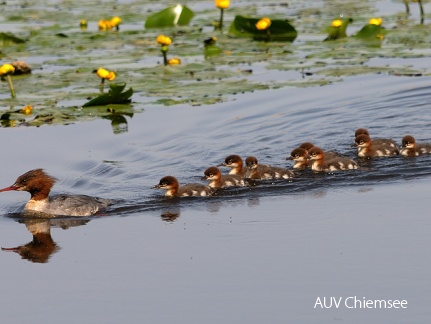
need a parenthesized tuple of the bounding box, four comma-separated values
(0, 185, 20, 192)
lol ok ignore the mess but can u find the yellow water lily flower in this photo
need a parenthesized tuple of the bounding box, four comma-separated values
(19, 105, 33, 115)
(0, 63, 15, 76)
(98, 19, 113, 31)
(215, 0, 230, 9)
(332, 19, 343, 27)
(96, 68, 116, 81)
(80, 19, 87, 28)
(369, 17, 382, 26)
(256, 17, 271, 30)
(168, 58, 181, 65)
(110, 16, 122, 27)
(157, 35, 172, 46)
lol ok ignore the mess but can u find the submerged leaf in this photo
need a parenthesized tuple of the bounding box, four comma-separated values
(145, 4, 194, 28)
(228, 15, 297, 42)
(0, 32, 26, 45)
(82, 83, 133, 107)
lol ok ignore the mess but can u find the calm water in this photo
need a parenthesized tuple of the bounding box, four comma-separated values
(0, 74, 430, 323)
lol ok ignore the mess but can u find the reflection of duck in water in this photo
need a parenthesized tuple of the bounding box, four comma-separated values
(2, 218, 89, 263)
(2, 219, 58, 263)
(0, 169, 114, 216)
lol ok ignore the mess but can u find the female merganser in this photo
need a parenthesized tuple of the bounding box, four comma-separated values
(308, 147, 358, 172)
(354, 134, 399, 157)
(218, 155, 246, 177)
(152, 176, 212, 197)
(245, 156, 294, 180)
(0, 169, 114, 217)
(288, 148, 309, 170)
(400, 135, 431, 156)
(203, 166, 245, 189)
(354, 128, 397, 147)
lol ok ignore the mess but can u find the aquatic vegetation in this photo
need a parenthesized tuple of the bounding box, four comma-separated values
(229, 15, 297, 42)
(215, 0, 230, 29)
(156, 34, 180, 66)
(0, 63, 16, 98)
(95, 67, 116, 93)
(145, 4, 194, 28)
(0, 0, 429, 127)
(324, 18, 353, 41)
(83, 83, 133, 107)
(98, 16, 122, 31)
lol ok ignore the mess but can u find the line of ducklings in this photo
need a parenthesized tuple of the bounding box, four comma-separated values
(152, 128, 431, 198)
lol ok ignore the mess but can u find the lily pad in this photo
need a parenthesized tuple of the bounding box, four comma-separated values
(82, 83, 133, 107)
(354, 24, 386, 40)
(145, 4, 194, 28)
(228, 16, 297, 42)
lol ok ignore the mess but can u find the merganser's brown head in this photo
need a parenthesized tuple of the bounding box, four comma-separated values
(289, 148, 308, 161)
(298, 142, 315, 153)
(355, 128, 370, 137)
(354, 134, 372, 148)
(0, 169, 56, 200)
(245, 156, 259, 170)
(402, 135, 416, 148)
(308, 147, 325, 161)
(204, 167, 222, 181)
(219, 155, 243, 168)
(152, 176, 183, 197)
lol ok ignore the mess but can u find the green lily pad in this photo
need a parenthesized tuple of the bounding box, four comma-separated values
(324, 18, 353, 41)
(145, 4, 194, 28)
(354, 24, 386, 40)
(228, 16, 297, 42)
(82, 83, 133, 107)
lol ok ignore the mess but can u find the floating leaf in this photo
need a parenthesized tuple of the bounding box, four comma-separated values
(228, 15, 297, 42)
(82, 83, 133, 107)
(204, 45, 223, 58)
(354, 24, 386, 40)
(145, 4, 194, 28)
(0, 32, 26, 45)
(324, 18, 353, 41)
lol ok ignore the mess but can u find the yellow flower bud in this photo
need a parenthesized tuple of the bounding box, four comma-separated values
(168, 58, 181, 65)
(0, 63, 15, 76)
(157, 35, 172, 46)
(256, 17, 272, 31)
(110, 16, 122, 27)
(331, 19, 343, 27)
(106, 71, 116, 81)
(369, 17, 382, 26)
(80, 19, 87, 27)
(96, 68, 115, 81)
(215, 0, 230, 9)
(20, 105, 33, 115)
(98, 20, 113, 30)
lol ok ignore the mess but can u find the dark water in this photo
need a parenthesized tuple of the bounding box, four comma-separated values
(0, 74, 430, 323)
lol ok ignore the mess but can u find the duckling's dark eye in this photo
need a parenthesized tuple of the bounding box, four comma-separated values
(22, 179, 27, 183)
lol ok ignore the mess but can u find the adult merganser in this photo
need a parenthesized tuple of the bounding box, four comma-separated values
(152, 176, 213, 197)
(0, 169, 114, 216)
